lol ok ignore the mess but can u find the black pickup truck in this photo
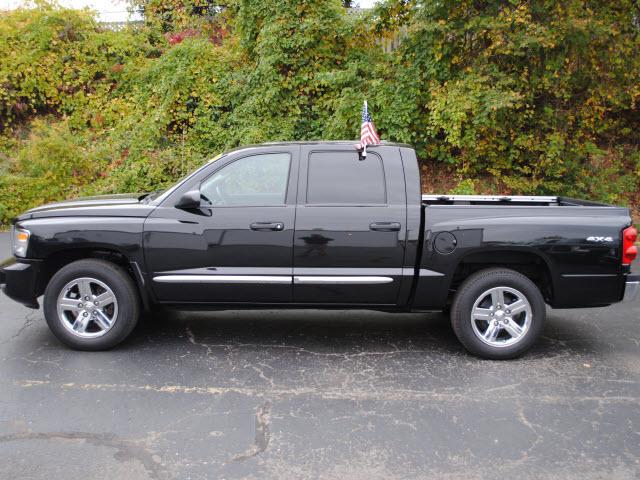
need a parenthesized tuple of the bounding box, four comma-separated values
(1, 141, 638, 358)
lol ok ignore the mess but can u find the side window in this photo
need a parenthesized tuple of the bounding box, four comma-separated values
(307, 151, 386, 205)
(200, 153, 291, 206)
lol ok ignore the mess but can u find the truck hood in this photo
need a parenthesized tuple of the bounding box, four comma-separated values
(16, 193, 156, 221)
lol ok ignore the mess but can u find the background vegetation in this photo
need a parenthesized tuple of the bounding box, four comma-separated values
(0, 0, 639, 226)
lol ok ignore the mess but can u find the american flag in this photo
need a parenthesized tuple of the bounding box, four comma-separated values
(355, 101, 380, 152)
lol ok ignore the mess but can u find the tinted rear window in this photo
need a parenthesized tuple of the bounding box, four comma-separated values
(307, 151, 386, 204)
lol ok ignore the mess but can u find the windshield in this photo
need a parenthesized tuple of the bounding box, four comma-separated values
(147, 152, 226, 205)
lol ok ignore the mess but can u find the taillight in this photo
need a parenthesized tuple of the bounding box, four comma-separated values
(622, 226, 638, 265)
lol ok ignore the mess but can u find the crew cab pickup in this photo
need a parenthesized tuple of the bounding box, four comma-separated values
(1, 141, 638, 358)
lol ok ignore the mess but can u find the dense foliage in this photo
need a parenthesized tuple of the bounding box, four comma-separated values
(0, 0, 638, 226)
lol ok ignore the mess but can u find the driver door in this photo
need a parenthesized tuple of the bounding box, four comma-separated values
(143, 146, 299, 304)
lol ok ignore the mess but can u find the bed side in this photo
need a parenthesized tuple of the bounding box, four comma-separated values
(412, 204, 632, 310)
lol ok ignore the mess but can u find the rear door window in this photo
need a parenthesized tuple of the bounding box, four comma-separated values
(306, 151, 386, 205)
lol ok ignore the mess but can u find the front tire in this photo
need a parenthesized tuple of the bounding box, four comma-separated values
(450, 268, 545, 359)
(44, 259, 140, 350)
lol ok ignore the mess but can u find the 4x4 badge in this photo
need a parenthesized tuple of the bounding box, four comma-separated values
(586, 236, 613, 242)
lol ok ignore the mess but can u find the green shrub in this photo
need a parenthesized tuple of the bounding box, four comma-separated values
(16, 120, 101, 181)
(0, 175, 67, 223)
(449, 179, 477, 195)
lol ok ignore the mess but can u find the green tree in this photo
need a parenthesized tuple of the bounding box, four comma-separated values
(0, 0, 638, 226)
(379, 0, 640, 200)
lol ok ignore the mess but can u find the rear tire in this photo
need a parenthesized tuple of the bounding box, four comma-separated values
(450, 268, 545, 359)
(44, 259, 140, 350)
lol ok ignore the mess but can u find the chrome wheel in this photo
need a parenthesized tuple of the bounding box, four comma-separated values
(56, 277, 118, 339)
(470, 286, 532, 348)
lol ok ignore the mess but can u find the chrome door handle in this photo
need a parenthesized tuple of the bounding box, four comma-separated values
(369, 222, 401, 232)
(250, 222, 284, 231)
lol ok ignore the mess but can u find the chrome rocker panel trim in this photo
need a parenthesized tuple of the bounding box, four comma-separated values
(153, 275, 291, 284)
(153, 275, 395, 285)
(293, 276, 393, 284)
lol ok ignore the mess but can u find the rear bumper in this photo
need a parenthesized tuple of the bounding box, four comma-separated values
(0, 257, 42, 309)
(622, 274, 640, 303)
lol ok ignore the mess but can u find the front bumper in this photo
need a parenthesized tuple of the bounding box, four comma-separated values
(622, 274, 640, 303)
(0, 257, 42, 309)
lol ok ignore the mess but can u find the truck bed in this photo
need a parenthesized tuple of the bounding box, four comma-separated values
(415, 193, 631, 310)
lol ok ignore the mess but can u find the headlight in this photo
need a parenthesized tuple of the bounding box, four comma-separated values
(12, 226, 30, 258)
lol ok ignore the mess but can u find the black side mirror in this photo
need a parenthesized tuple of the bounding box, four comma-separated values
(175, 189, 201, 209)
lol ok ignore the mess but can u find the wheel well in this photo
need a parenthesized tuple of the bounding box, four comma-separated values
(39, 249, 137, 298)
(450, 251, 553, 303)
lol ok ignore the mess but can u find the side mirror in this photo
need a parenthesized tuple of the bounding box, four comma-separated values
(175, 189, 201, 209)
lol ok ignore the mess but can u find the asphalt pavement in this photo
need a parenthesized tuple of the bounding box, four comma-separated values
(0, 233, 638, 479)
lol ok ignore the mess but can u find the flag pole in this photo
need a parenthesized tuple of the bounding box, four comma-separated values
(362, 100, 368, 158)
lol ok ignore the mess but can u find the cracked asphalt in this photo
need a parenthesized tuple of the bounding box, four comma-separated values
(1, 233, 639, 479)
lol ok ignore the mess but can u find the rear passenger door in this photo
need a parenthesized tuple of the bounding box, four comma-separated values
(292, 145, 407, 305)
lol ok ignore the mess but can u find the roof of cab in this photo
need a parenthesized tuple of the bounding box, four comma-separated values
(224, 140, 413, 154)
